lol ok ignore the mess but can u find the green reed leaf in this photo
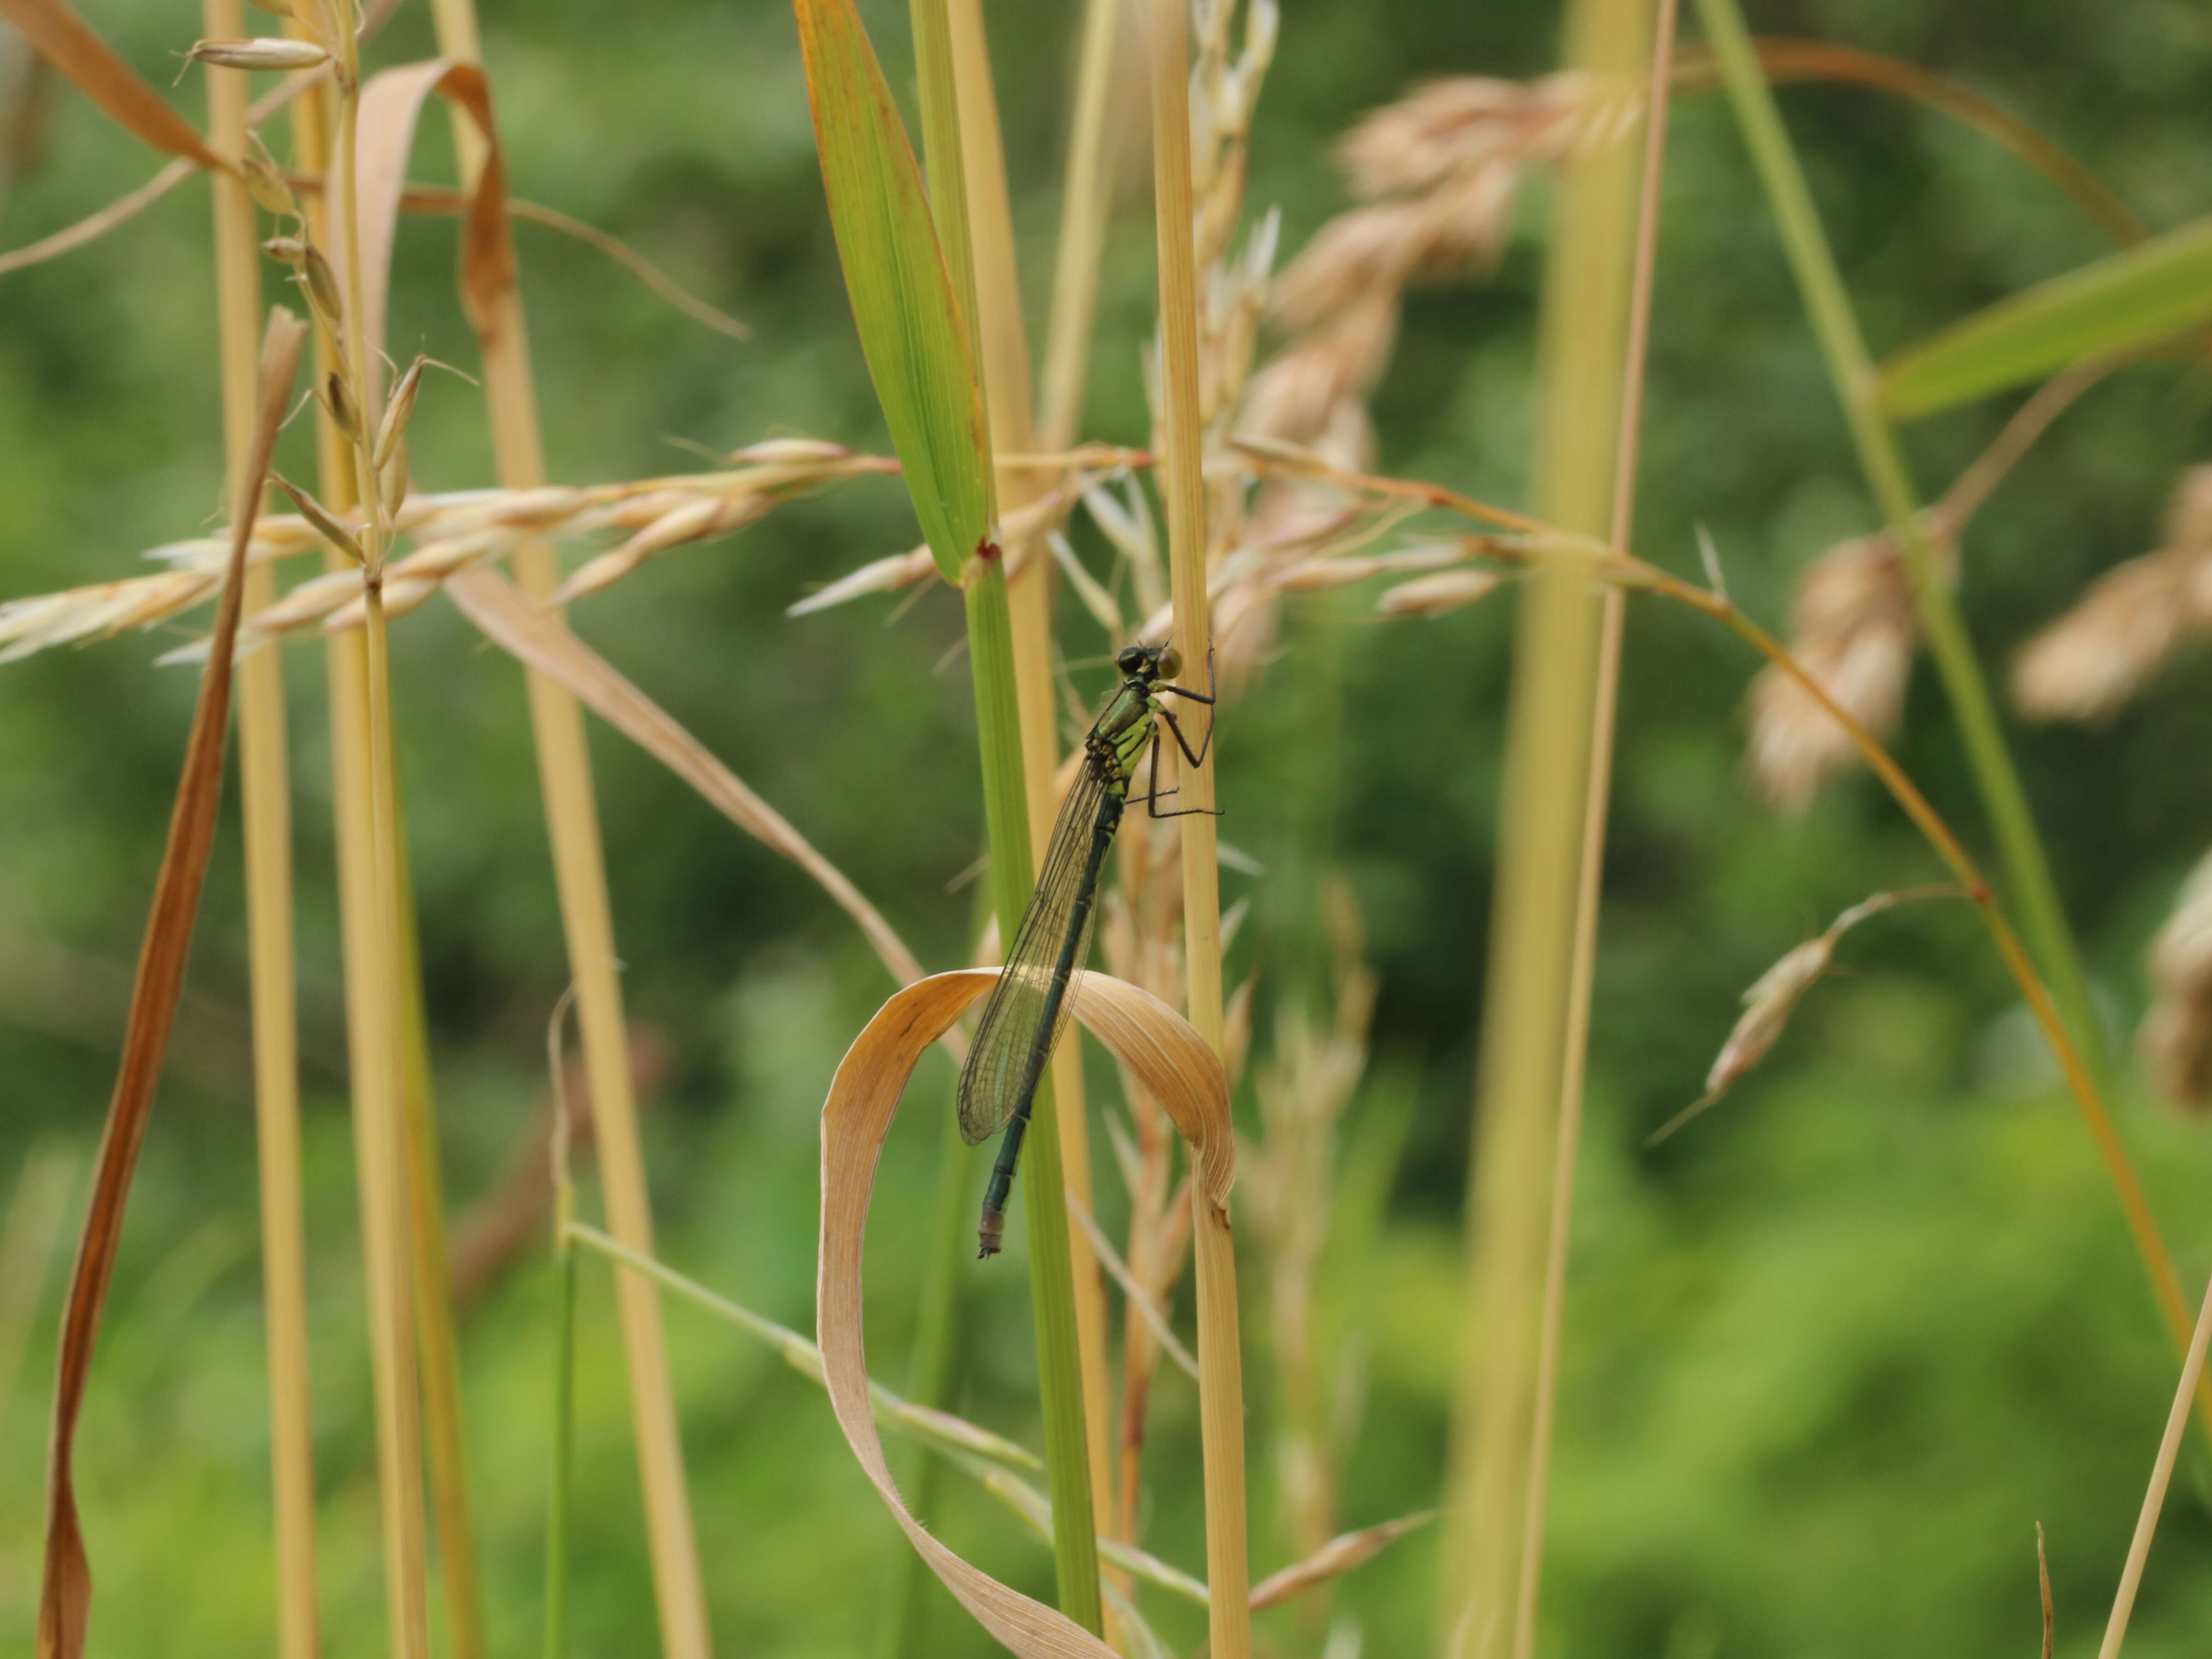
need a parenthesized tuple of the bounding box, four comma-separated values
(1882, 216, 2212, 418)
(792, 0, 989, 582)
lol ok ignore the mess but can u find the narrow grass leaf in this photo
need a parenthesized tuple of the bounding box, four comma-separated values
(1882, 216, 2212, 418)
(35, 309, 304, 1659)
(791, 0, 988, 581)
(442, 566, 925, 989)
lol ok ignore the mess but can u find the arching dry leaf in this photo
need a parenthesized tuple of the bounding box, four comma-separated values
(817, 969, 1232, 1657)
(0, 0, 226, 171)
(340, 59, 516, 365)
(441, 566, 924, 991)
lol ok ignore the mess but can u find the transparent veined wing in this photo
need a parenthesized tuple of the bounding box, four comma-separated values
(957, 754, 1113, 1145)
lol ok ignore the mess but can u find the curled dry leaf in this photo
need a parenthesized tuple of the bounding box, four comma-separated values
(2142, 850, 2212, 1110)
(818, 969, 1231, 1658)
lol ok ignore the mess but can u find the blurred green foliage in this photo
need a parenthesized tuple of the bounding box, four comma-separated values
(4, 0, 2212, 1654)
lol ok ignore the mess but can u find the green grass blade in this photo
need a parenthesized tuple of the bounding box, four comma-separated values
(1882, 216, 2212, 418)
(791, 0, 989, 581)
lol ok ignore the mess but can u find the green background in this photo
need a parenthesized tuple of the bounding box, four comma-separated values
(3, 0, 2212, 1653)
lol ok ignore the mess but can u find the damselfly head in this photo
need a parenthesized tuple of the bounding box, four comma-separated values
(1115, 642, 1182, 681)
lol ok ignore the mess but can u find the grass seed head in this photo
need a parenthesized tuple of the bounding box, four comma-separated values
(1375, 567, 1500, 616)
(2142, 850, 2212, 1110)
(187, 37, 330, 71)
(240, 134, 297, 218)
(2012, 466, 2212, 722)
(271, 474, 365, 565)
(1747, 531, 1936, 812)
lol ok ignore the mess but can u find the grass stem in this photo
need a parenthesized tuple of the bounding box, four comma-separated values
(1145, 4, 1246, 1655)
(423, 4, 717, 1651)
(1514, 3, 1679, 1654)
(1441, 0, 1653, 1651)
(202, 13, 319, 1658)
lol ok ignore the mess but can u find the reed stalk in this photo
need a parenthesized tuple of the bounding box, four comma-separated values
(944, 0, 1118, 1562)
(2095, 1267, 2212, 1659)
(1440, 1, 1653, 1654)
(395, 861, 486, 1659)
(1688, 0, 2109, 1085)
(310, 24, 433, 1656)
(201, 11, 318, 1658)
(421, 4, 715, 1652)
(543, 997, 581, 1659)
(908, 0, 1102, 1628)
(1146, 4, 1246, 1656)
(1515, 4, 1678, 1654)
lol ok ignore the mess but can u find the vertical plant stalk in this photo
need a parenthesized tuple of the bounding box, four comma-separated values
(201, 11, 319, 1659)
(1441, 1, 1653, 1654)
(423, 5, 715, 1654)
(944, 0, 1118, 1561)
(911, 0, 1103, 1630)
(1513, 4, 1679, 1656)
(1147, 5, 1247, 1659)
(1689, 0, 2107, 1084)
(1147, 0, 1224, 1048)
(543, 993, 580, 1659)
(288, 53, 430, 1659)
(395, 854, 487, 1659)
(331, 25, 434, 1653)
(2095, 1267, 2212, 1659)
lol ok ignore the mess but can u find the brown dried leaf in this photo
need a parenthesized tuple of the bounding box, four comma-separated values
(816, 969, 1230, 1657)
(343, 59, 517, 365)
(0, 0, 226, 170)
(35, 309, 303, 1659)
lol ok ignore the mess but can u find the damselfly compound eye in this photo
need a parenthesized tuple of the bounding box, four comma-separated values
(1155, 646, 1183, 679)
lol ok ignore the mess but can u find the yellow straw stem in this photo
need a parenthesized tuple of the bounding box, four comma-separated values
(423, 2, 715, 1652)
(203, 9, 319, 1657)
(1441, 1, 1653, 1653)
(945, 0, 1117, 1556)
(1146, 5, 1245, 1658)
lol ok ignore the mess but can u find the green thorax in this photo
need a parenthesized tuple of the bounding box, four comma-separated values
(1091, 678, 1160, 790)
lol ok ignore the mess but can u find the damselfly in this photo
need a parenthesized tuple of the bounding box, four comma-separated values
(960, 642, 1217, 1258)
